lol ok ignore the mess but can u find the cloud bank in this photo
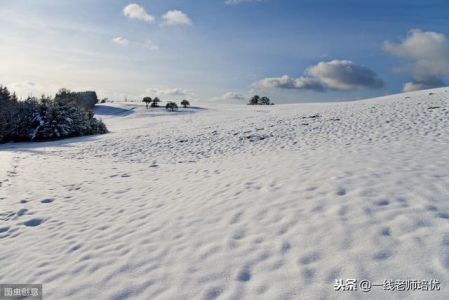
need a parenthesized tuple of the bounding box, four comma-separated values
(123, 4, 155, 22)
(257, 60, 385, 92)
(383, 29, 449, 92)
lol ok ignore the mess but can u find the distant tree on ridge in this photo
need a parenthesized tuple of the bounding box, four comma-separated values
(249, 95, 260, 105)
(142, 97, 152, 108)
(152, 97, 161, 107)
(248, 95, 273, 105)
(165, 101, 178, 112)
(260, 96, 270, 105)
(181, 99, 190, 108)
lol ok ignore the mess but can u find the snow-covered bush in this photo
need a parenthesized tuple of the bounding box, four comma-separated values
(25, 96, 107, 141)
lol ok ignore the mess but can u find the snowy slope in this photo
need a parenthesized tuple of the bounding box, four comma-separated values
(1, 88, 449, 300)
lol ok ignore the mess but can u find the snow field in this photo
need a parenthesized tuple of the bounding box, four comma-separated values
(1, 88, 449, 299)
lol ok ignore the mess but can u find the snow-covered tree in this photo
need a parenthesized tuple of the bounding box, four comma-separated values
(1, 85, 107, 143)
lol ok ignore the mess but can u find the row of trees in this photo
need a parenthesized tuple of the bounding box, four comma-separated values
(248, 95, 273, 105)
(0, 85, 107, 143)
(142, 97, 190, 109)
(142, 96, 161, 108)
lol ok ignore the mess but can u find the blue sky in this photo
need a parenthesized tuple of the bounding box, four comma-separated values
(1, 0, 448, 103)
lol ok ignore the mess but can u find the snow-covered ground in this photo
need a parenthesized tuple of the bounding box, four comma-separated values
(1, 88, 448, 300)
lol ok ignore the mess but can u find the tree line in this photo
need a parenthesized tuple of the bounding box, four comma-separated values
(141, 97, 190, 109)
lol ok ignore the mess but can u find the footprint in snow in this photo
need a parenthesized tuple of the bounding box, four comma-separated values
(232, 229, 246, 240)
(376, 199, 390, 206)
(17, 208, 28, 217)
(236, 269, 251, 282)
(299, 251, 321, 265)
(438, 212, 449, 219)
(281, 241, 291, 254)
(21, 218, 44, 227)
(0, 226, 10, 233)
(336, 188, 347, 196)
(41, 198, 54, 204)
(373, 250, 393, 261)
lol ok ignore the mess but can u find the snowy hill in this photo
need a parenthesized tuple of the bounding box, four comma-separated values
(1, 88, 448, 300)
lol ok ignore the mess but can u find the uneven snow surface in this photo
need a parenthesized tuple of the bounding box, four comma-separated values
(1, 88, 449, 300)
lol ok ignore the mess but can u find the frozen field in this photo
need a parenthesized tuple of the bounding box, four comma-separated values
(1, 88, 449, 299)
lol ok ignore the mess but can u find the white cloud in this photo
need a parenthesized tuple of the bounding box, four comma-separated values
(258, 75, 325, 92)
(146, 88, 189, 96)
(402, 82, 436, 93)
(225, 0, 262, 4)
(256, 60, 384, 92)
(306, 60, 385, 91)
(161, 10, 192, 26)
(383, 29, 449, 63)
(259, 75, 294, 89)
(144, 40, 159, 51)
(402, 75, 446, 92)
(222, 92, 245, 100)
(293, 77, 327, 91)
(123, 4, 155, 22)
(383, 29, 449, 92)
(112, 37, 129, 46)
(210, 92, 247, 102)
